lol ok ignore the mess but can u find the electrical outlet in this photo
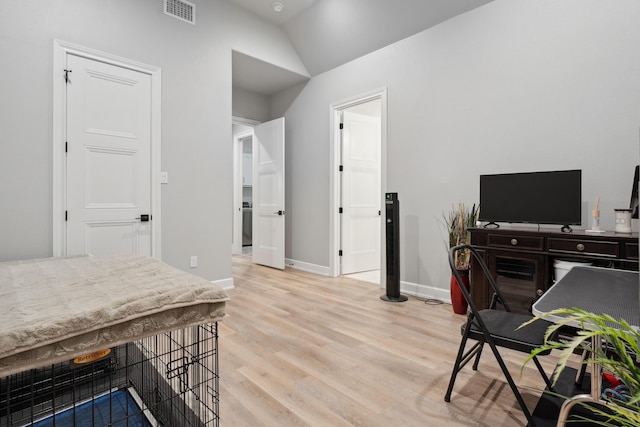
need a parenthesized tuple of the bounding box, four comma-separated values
(190, 256, 197, 268)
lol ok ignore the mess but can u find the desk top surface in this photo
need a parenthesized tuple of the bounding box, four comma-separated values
(532, 266, 639, 326)
(470, 226, 638, 239)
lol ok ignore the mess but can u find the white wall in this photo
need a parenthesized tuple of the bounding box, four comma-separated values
(3, 0, 639, 297)
(232, 87, 270, 123)
(280, 0, 640, 296)
(0, 0, 304, 283)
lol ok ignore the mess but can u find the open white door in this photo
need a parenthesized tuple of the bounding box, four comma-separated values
(252, 118, 285, 269)
(341, 110, 381, 274)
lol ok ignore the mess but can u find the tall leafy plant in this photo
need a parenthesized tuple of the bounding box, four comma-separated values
(443, 203, 479, 270)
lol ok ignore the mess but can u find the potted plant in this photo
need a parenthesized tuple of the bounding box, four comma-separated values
(522, 309, 640, 425)
(443, 203, 479, 314)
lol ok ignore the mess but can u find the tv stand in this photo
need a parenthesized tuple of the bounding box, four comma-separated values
(469, 227, 638, 315)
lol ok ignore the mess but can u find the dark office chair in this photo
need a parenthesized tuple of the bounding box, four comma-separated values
(444, 244, 556, 427)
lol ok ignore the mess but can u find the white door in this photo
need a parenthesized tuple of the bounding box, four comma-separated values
(341, 110, 381, 274)
(252, 118, 285, 269)
(66, 54, 152, 256)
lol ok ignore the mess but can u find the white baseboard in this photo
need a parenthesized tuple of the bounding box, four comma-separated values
(285, 258, 331, 276)
(397, 280, 451, 305)
(213, 277, 235, 291)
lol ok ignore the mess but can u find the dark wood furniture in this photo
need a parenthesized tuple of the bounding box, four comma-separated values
(469, 227, 638, 315)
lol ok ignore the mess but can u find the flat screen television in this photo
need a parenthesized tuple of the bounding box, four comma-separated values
(479, 169, 582, 228)
(630, 165, 639, 219)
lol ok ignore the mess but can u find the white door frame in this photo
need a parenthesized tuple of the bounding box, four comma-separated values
(52, 39, 162, 258)
(232, 129, 254, 255)
(329, 88, 388, 278)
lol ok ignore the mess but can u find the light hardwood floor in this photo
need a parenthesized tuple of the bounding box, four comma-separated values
(219, 256, 562, 427)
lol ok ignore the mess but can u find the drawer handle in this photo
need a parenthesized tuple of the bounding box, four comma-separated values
(576, 243, 585, 251)
(510, 238, 518, 246)
(536, 289, 544, 297)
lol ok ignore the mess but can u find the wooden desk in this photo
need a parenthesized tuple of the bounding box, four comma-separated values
(469, 227, 638, 314)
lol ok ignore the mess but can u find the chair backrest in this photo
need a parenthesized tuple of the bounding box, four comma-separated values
(448, 244, 513, 317)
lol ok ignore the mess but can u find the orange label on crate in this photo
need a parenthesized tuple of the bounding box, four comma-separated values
(73, 348, 111, 365)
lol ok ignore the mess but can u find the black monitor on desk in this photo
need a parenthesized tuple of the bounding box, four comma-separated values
(630, 165, 639, 219)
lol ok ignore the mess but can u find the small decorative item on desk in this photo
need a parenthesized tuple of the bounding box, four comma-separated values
(586, 197, 605, 233)
(614, 208, 633, 233)
(443, 203, 478, 314)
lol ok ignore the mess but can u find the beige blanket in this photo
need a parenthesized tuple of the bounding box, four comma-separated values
(0, 255, 228, 377)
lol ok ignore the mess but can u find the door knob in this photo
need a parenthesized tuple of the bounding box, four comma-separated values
(135, 214, 151, 222)
(274, 210, 285, 216)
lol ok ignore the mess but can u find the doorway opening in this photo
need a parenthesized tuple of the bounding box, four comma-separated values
(241, 138, 253, 256)
(330, 89, 387, 284)
(232, 118, 258, 256)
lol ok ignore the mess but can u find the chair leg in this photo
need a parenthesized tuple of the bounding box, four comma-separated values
(575, 349, 589, 387)
(445, 320, 486, 403)
(485, 340, 537, 427)
(533, 356, 554, 393)
(444, 332, 470, 402)
(472, 341, 484, 371)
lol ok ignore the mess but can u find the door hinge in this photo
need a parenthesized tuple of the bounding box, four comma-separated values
(339, 250, 343, 256)
(339, 207, 343, 214)
(65, 211, 68, 221)
(65, 141, 68, 153)
(63, 69, 72, 84)
(339, 165, 343, 172)
(339, 123, 344, 130)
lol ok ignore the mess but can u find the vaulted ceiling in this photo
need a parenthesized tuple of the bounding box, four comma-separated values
(227, 0, 494, 96)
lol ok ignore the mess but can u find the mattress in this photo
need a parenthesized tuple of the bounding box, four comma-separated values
(0, 255, 228, 377)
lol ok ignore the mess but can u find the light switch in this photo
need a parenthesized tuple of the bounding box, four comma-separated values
(161, 171, 169, 184)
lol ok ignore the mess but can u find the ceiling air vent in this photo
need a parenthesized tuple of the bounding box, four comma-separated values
(164, 0, 196, 25)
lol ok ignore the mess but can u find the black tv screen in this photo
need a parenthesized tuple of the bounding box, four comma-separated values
(630, 165, 639, 219)
(479, 169, 582, 226)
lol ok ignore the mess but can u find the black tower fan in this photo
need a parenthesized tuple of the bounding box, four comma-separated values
(381, 193, 407, 302)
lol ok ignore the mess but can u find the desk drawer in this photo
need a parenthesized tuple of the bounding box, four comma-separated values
(487, 234, 544, 251)
(548, 238, 619, 258)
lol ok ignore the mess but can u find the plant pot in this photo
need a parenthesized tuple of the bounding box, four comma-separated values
(450, 269, 470, 315)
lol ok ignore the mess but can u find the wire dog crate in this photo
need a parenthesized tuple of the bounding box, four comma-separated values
(0, 323, 220, 427)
